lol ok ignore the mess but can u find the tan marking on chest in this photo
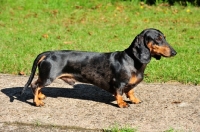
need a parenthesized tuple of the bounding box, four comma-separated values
(129, 74, 141, 85)
(128, 64, 146, 85)
(129, 74, 137, 84)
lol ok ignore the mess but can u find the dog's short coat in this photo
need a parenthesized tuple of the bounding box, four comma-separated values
(21, 28, 177, 108)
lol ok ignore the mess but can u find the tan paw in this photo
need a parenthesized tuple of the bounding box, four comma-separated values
(38, 93, 46, 100)
(34, 100, 45, 107)
(131, 98, 141, 104)
(118, 101, 130, 108)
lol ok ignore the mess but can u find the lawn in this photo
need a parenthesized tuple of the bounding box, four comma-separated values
(0, 0, 200, 84)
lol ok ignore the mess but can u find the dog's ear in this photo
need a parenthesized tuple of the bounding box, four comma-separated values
(132, 35, 151, 63)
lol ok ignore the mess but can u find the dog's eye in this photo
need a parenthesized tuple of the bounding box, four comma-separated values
(156, 37, 162, 41)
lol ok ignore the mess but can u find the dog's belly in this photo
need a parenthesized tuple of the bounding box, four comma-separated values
(59, 71, 112, 92)
(61, 77, 76, 85)
(76, 72, 112, 92)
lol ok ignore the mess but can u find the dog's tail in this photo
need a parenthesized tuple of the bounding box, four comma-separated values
(20, 52, 48, 95)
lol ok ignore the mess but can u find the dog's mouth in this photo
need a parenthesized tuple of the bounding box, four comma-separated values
(154, 55, 161, 60)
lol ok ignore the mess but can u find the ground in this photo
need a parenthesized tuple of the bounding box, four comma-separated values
(0, 74, 199, 131)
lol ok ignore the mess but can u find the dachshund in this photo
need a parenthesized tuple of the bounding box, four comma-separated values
(21, 28, 177, 108)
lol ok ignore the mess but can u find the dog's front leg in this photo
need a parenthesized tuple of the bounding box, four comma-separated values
(114, 91, 129, 108)
(126, 89, 141, 104)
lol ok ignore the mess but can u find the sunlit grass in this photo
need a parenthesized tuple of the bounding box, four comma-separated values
(0, 0, 200, 84)
(104, 123, 137, 132)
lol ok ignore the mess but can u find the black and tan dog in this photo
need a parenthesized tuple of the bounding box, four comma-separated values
(21, 28, 177, 108)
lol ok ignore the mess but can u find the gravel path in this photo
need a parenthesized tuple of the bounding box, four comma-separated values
(0, 74, 199, 131)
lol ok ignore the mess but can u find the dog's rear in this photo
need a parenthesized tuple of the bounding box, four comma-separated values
(21, 52, 49, 95)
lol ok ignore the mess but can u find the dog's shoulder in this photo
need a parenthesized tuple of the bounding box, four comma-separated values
(109, 51, 138, 71)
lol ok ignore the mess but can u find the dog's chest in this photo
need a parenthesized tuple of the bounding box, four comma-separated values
(128, 64, 146, 85)
(128, 72, 143, 85)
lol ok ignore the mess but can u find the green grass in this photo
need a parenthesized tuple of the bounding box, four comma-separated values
(0, 0, 200, 84)
(104, 124, 137, 132)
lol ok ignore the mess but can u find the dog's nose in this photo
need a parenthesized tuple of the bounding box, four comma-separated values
(171, 49, 177, 56)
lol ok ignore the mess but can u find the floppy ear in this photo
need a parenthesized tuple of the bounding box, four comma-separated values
(132, 35, 151, 63)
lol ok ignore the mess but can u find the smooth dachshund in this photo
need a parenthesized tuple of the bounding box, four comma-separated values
(21, 28, 177, 108)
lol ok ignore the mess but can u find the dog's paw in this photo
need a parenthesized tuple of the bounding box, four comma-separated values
(34, 100, 45, 107)
(38, 93, 46, 100)
(118, 101, 130, 108)
(131, 98, 141, 104)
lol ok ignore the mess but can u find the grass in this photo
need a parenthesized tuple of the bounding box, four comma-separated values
(104, 124, 137, 132)
(4, 122, 182, 132)
(0, 0, 200, 84)
(164, 128, 177, 132)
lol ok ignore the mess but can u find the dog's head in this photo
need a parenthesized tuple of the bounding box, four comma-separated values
(126, 28, 177, 63)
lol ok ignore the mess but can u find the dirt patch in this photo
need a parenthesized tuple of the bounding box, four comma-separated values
(0, 74, 199, 131)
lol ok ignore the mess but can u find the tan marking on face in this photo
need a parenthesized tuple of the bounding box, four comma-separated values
(147, 42, 154, 52)
(147, 42, 171, 57)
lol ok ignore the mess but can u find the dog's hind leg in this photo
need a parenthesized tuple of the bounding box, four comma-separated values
(34, 87, 45, 107)
(31, 78, 46, 106)
(38, 88, 46, 100)
(30, 79, 45, 100)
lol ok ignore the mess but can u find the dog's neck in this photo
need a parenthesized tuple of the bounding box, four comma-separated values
(124, 49, 145, 70)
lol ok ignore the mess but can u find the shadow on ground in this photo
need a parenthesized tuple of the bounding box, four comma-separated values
(1, 84, 116, 107)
